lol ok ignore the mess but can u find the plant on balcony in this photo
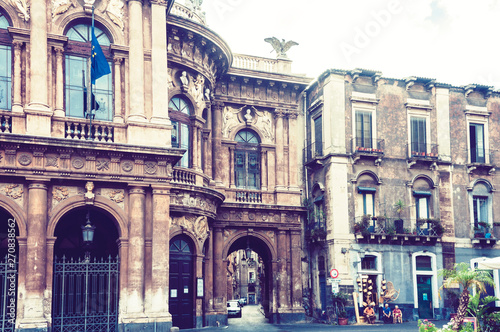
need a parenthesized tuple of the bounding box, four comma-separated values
(354, 215, 371, 236)
(385, 225, 396, 236)
(394, 199, 406, 220)
(417, 218, 445, 236)
(376, 216, 386, 229)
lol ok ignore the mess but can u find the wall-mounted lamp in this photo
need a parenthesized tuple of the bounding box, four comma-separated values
(341, 248, 348, 254)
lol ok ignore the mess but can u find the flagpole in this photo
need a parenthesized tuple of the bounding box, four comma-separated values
(87, 6, 95, 140)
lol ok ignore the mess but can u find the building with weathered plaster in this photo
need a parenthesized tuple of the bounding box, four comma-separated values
(302, 68, 500, 321)
(0, 0, 310, 331)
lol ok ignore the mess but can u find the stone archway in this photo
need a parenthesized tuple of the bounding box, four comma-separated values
(51, 206, 121, 332)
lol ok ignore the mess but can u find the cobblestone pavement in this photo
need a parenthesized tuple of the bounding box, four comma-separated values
(183, 305, 449, 331)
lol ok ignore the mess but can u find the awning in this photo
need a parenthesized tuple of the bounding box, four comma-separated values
(413, 190, 432, 196)
(477, 257, 500, 270)
(357, 187, 376, 193)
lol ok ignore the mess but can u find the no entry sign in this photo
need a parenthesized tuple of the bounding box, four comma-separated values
(330, 268, 339, 278)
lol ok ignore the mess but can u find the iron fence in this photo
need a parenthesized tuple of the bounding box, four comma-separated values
(0, 255, 17, 332)
(52, 255, 119, 332)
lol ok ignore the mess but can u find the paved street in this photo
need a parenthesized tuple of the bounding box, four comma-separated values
(184, 305, 448, 331)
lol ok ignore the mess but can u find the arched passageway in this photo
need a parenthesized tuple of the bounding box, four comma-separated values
(52, 207, 120, 332)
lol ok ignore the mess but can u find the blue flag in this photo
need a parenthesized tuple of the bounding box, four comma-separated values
(91, 27, 110, 84)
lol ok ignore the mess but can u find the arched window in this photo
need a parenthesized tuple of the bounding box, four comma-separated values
(235, 129, 260, 189)
(470, 181, 493, 236)
(169, 96, 191, 168)
(0, 12, 11, 111)
(65, 24, 113, 121)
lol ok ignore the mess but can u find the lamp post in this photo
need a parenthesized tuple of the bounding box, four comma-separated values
(81, 210, 96, 262)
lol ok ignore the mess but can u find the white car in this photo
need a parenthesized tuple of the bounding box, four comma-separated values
(227, 300, 242, 318)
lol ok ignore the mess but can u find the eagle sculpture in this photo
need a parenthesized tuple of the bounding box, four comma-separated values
(264, 37, 299, 59)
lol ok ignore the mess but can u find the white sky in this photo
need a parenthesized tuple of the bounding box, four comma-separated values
(202, 0, 500, 89)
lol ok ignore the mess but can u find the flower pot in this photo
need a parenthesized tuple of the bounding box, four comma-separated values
(338, 317, 348, 325)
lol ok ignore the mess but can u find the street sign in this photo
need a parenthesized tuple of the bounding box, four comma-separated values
(330, 268, 339, 278)
(332, 282, 339, 294)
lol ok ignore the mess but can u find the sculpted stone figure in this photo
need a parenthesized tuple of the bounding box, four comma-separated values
(264, 37, 299, 59)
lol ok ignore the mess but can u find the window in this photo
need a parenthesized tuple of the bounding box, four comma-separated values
(313, 115, 322, 156)
(470, 123, 485, 163)
(470, 182, 492, 232)
(361, 256, 377, 270)
(169, 96, 192, 168)
(473, 196, 488, 227)
(356, 111, 372, 148)
(0, 13, 11, 111)
(415, 194, 430, 219)
(65, 24, 112, 121)
(235, 129, 260, 189)
(358, 187, 376, 216)
(411, 117, 426, 153)
(416, 256, 432, 271)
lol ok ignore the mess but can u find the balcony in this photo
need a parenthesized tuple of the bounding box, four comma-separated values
(472, 222, 497, 246)
(304, 141, 324, 167)
(351, 138, 384, 165)
(306, 221, 326, 244)
(353, 215, 443, 245)
(406, 143, 439, 168)
(467, 148, 495, 174)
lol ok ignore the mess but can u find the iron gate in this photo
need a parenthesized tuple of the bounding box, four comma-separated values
(0, 255, 17, 332)
(52, 255, 119, 332)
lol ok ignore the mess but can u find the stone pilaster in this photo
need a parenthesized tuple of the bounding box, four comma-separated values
(12, 41, 23, 113)
(212, 102, 223, 186)
(18, 182, 49, 329)
(290, 231, 303, 309)
(287, 112, 299, 189)
(277, 230, 289, 309)
(127, 0, 146, 122)
(192, 123, 199, 170)
(147, 185, 172, 324)
(261, 149, 268, 191)
(150, 1, 169, 125)
(213, 227, 225, 312)
(274, 110, 285, 190)
(25, 0, 52, 136)
(126, 186, 146, 315)
(54, 47, 64, 117)
(113, 57, 124, 123)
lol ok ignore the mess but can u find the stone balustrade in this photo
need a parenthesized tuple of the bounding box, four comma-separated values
(65, 120, 115, 142)
(232, 54, 278, 73)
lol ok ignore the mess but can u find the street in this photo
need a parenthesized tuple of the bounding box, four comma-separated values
(183, 305, 449, 331)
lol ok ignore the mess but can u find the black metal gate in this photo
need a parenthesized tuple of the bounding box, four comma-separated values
(52, 255, 119, 332)
(0, 255, 17, 332)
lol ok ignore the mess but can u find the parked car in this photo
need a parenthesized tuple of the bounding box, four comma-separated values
(240, 297, 247, 305)
(227, 300, 242, 318)
(238, 298, 246, 306)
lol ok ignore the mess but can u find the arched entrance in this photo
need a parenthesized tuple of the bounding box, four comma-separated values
(169, 235, 195, 329)
(226, 235, 274, 320)
(0, 208, 18, 332)
(52, 207, 120, 332)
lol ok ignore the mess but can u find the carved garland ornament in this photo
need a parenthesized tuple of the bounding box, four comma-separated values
(108, 189, 125, 203)
(4, 184, 23, 199)
(52, 186, 69, 202)
(11, 0, 30, 22)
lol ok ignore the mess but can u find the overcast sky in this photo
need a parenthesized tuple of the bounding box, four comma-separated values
(202, 0, 500, 89)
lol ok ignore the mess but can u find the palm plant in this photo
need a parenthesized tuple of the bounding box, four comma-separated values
(394, 199, 406, 219)
(439, 262, 495, 331)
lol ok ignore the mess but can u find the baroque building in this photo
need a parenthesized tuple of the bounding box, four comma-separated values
(0, 0, 310, 331)
(302, 68, 500, 321)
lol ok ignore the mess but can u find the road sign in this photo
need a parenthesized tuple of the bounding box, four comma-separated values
(332, 282, 339, 294)
(330, 268, 339, 278)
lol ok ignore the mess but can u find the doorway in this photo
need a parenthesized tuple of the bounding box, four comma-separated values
(169, 236, 194, 329)
(417, 275, 433, 319)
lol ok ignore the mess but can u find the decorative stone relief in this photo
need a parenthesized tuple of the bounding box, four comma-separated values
(106, 0, 124, 31)
(52, 0, 74, 19)
(223, 228, 236, 241)
(170, 191, 217, 215)
(101, 188, 125, 208)
(72, 157, 85, 169)
(194, 216, 209, 243)
(144, 161, 157, 175)
(96, 159, 110, 171)
(121, 160, 133, 172)
(265, 230, 275, 243)
(3, 184, 23, 199)
(222, 106, 241, 138)
(46, 155, 59, 168)
(18, 153, 32, 166)
(52, 186, 69, 202)
(11, 0, 30, 22)
(171, 214, 194, 230)
(255, 110, 274, 142)
(190, 74, 205, 107)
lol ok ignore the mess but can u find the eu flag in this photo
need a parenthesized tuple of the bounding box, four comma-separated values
(91, 27, 111, 84)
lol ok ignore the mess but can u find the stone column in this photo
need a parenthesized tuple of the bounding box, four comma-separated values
(212, 102, 223, 186)
(229, 145, 235, 188)
(127, 0, 146, 122)
(197, 126, 203, 171)
(274, 110, 285, 190)
(192, 123, 199, 170)
(288, 113, 299, 189)
(26, 0, 52, 136)
(213, 227, 225, 312)
(261, 149, 268, 191)
(19, 182, 49, 328)
(204, 230, 214, 314)
(290, 231, 303, 309)
(277, 230, 289, 309)
(118, 238, 129, 320)
(202, 130, 211, 176)
(12, 41, 23, 113)
(150, 1, 169, 124)
(127, 187, 146, 315)
(113, 58, 124, 123)
(148, 186, 171, 323)
(54, 47, 64, 117)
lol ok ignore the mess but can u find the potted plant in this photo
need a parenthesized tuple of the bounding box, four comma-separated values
(338, 310, 348, 325)
(393, 200, 406, 233)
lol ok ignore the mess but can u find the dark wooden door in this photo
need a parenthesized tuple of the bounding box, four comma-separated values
(169, 237, 194, 329)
